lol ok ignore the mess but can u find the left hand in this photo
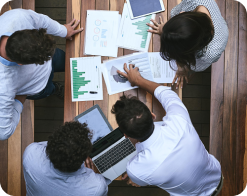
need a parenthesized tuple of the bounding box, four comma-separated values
(64, 19, 84, 40)
(117, 63, 143, 87)
(122, 173, 141, 187)
(172, 66, 189, 89)
(84, 157, 94, 170)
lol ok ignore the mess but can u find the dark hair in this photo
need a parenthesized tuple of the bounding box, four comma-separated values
(46, 121, 93, 173)
(6, 28, 56, 65)
(160, 12, 214, 70)
(111, 95, 153, 141)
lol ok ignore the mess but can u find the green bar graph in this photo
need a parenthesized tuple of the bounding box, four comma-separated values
(132, 15, 152, 49)
(72, 60, 90, 99)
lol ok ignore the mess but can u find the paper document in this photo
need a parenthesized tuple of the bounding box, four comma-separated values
(84, 10, 120, 57)
(101, 52, 154, 95)
(149, 52, 176, 83)
(117, 3, 155, 52)
(70, 56, 103, 102)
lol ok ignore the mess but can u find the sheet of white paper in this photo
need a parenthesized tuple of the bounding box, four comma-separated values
(77, 108, 111, 144)
(117, 3, 155, 52)
(84, 10, 119, 57)
(70, 56, 103, 102)
(149, 52, 176, 83)
(102, 52, 154, 95)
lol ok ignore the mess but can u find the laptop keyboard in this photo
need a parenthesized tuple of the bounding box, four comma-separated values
(94, 139, 136, 173)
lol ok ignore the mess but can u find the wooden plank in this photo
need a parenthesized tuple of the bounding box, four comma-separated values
(77, 0, 95, 115)
(9, 0, 22, 9)
(244, 105, 247, 188)
(209, 0, 225, 164)
(35, 8, 66, 20)
(35, 107, 64, 120)
(22, 0, 35, 10)
(236, 3, 247, 194)
(8, 119, 22, 196)
(0, 140, 8, 193)
(0, 2, 10, 15)
(35, 0, 66, 8)
(64, 0, 77, 122)
(21, 100, 34, 196)
(221, 0, 239, 195)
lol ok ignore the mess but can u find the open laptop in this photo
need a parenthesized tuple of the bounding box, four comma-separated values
(75, 105, 137, 181)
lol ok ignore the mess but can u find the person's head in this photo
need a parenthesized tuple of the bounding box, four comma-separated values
(46, 121, 92, 173)
(111, 95, 154, 141)
(160, 12, 214, 70)
(6, 28, 56, 65)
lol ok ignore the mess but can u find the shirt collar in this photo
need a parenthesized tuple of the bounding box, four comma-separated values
(53, 164, 87, 177)
(135, 124, 161, 153)
(0, 32, 19, 66)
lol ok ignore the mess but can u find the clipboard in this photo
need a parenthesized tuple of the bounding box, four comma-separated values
(75, 104, 113, 144)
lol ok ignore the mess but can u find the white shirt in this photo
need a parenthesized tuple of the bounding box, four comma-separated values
(0, 9, 67, 140)
(127, 86, 221, 196)
(23, 142, 110, 196)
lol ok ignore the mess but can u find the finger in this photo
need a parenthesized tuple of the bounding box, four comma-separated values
(147, 29, 159, 33)
(185, 76, 189, 83)
(129, 64, 135, 70)
(74, 28, 84, 34)
(123, 63, 129, 73)
(146, 23, 159, 30)
(122, 173, 128, 180)
(150, 19, 159, 26)
(181, 77, 184, 89)
(90, 159, 94, 170)
(172, 74, 178, 86)
(72, 20, 80, 29)
(117, 70, 128, 78)
(176, 77, 181, 89)
(69, 18, 76, 26)
(134, 67, 139, 71)
(159, 16, 164, 24)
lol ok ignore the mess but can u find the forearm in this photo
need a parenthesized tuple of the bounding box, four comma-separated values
(136, 77, 161, 95)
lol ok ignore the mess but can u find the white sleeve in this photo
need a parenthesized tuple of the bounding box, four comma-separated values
(0, 98, 23, 140)
(154, 86, 191, 123)
(127, 168, 149, 187)
(25, 9, 67, 37)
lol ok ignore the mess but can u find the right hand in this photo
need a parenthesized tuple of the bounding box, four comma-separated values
(15, 95, 27, 104)
(147, 16, 165, 35)
(172, 66, 189, 89)
(84, 157, 94, 170)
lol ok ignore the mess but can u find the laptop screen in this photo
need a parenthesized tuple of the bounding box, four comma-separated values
(90, 128, 124, 158)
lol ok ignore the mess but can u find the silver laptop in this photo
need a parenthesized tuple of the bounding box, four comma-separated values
(75, 105, 137, 181)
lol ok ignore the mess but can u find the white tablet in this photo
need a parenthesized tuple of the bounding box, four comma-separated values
(126, 0, 165, 19)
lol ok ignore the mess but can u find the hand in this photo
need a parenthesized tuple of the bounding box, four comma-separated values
(64, 19, 84, 40)
(84, 157, 94, 170)
(172, 66, 189, 89)
(122, 173, 141, 187)
(117, 63, 143, 87)
(15, 95, 27, 104)
(147, 16, 164, 35)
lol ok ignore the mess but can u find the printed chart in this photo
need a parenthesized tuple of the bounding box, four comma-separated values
(84, 10, 120, 57)
(70, 56, 103, 102)
(117, 3, 155, 52)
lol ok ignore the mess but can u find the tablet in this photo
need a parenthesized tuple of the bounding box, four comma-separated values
(126, 0, 165, 19)
(75, 105, 113, 144)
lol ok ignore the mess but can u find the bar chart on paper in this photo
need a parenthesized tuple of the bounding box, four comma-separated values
(117, 3, 155, 52)
(70, 57, 103, 102)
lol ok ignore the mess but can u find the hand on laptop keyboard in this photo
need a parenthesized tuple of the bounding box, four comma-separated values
(84, 157, 94, 170)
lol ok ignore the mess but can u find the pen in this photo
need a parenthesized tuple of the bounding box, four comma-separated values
(90, 91, 98, 94)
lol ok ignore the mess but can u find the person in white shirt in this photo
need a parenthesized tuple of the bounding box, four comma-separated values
(23, 121, 110, 196)
(0, 9, 83, 140)
(111, 63, 223, 196)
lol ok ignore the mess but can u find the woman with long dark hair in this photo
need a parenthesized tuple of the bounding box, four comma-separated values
(147, 0, 228, 88)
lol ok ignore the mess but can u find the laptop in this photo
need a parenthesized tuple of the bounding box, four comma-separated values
(75, 105, 137, 181)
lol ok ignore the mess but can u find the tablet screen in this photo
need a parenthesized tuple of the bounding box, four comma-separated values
(129, 0, 162, 17)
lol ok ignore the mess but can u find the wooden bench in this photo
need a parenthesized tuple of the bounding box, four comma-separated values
(210, 1, 247, 195)
(64, 0, 182, 180)
(0, 1, 35, 196)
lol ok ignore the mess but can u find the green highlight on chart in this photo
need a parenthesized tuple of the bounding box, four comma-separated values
(132, 15, 152, 48)
(72, 60, 90, 99)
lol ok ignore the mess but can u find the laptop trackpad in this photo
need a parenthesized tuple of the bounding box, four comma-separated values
(112, 158, 128, 177)
(102, 168, 118, 181)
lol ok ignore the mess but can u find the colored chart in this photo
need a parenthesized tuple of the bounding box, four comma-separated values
(132, 15, 152, 48)
(72, 60, 90, 99)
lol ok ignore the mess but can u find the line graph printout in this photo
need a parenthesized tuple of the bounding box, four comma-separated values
(70, 56, 103, 102)
(102, 52, 154, 95)
(117, 3, 155, 52)
(84, 10, 120, 57)
(149, 52, 176, 83)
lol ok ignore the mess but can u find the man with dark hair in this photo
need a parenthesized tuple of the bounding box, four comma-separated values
(112, 63, 223, 195)
(23, 121, 110, 196)
(0, 9, 83, 140)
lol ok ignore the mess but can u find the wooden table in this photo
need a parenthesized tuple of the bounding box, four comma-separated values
(0, 1, 35, 196)
(64, 0, 182, 181)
